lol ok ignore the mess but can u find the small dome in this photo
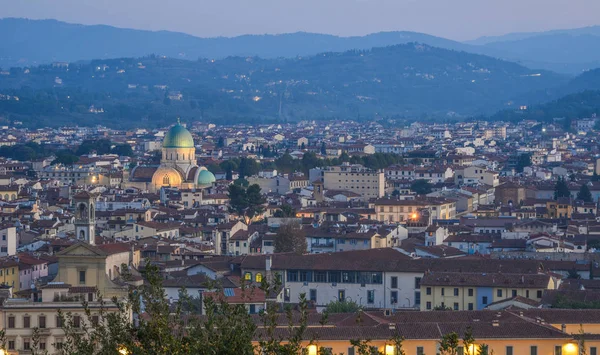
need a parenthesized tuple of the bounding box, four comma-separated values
(163, 124, 194, 148)
(197, 169, 216, 186)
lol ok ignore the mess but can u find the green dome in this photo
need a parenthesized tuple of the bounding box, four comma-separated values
(198, 169, 216, 186)
(163, 124, 194, 148)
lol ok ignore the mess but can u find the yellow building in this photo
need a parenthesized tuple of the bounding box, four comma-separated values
(250, 310, 595, 355)
(1, 242, 129, 354)
(371, 198, 456, 223)
(0, 258, 19, 292)
(419, 272, 556, 311)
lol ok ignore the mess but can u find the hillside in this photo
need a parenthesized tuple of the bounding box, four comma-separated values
(0, 43, 566, 128)
(491, 90, 600, 123)
(0, 18, 473, 68)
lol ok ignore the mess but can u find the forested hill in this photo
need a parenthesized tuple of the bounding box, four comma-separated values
(0, 43, 566, 128)
(0, 18, 473, 68)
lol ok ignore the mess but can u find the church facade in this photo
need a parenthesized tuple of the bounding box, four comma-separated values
(126, 122, 216, 193)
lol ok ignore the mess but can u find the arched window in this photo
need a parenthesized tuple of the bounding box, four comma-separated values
(244, 272, 252, 281)
(163, 175, 170, 185)
(78, 203, 87, 219)
(79, 230, 85, 240)
(255, 273, 263, 283)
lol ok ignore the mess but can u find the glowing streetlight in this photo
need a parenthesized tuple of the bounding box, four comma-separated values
(118, 346, 130, 355)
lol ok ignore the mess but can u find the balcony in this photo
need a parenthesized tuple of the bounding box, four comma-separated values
(311, 241, 334, 248)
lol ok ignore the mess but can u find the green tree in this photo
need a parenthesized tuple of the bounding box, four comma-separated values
(274, 220, 307, 254)
(515, 153, 532, 173)
(52, 150, 80, 165)
(411, 179, 433, 195)
(462, 326, 475, 355)
(320, 142, 327, 155)
(554, 177, 571, 200)
(439, 332, 460, 355)
(77, 139, 112, 156)
(227, 183, 266, 222)
(246, 184, 266, 220)
(111, 144, 134, 157)
(273, 204, 296, 218)
(324, 300, 361, 314)
(238, 157, 260, 179)
(577, 183, 593, 202)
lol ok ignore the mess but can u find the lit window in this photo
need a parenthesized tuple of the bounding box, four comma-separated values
(255, 273, 263, 283)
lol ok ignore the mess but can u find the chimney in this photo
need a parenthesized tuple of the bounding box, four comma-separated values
(561, 324, 566, 333)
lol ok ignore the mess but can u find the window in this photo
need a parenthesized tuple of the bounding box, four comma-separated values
(537, 290, 543, 298)
(8, 341, 14, 350)
(24, 339, 31, 350)
(417, 347, 424, 355)
(415, 291, 421, 306)
(367, 290, 375, 304)
(526, 290, 530, 298)
(591, 347, 597, 355)
(79, 270, 86, 284)
(255, 273, 263, 283)
(482, 296, 488, 305)
(415, 277, 422, 289)
(24, 315, 30, 328)
(426, 287, 432, 295)
(314, 271, 327, 283)
(55, 341, 63, 350)
(299, 271, 312, 283)
(244, 272, 252, 281)
(309, 289, 317, 302)
(348, 347, 356, 355)
(554, 346, 562, 355)
(453, 302, 459, 310)
(468, 303, 474, 310)
(512, 290, 517, 297)
(328, 271, 340, 283)
(338, 290, 346, 301)
(284, 288, 290, 302)
(56, 315, 63, 328)
(454, 288, 459, 296)
(426, 301, 432, 310)
(391, 291, 398, 304)
(497, 289, 503, 297)
(530, 346, 538, 355)
(468, 288, 474, 297)
(40, 342, 46, 350)
(8, 316, 14, 328)
(441, 288, 445, 296)
(287, 270, 298, 282)
(39, 316, 46, 329)
(506, 346, 513, 355)
(73, 315, 81, 328)
(92, 315, 99, 326)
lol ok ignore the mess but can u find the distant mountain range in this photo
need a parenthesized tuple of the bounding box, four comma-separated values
(0, 44, 568, 128)
(2, 18, 600, 74)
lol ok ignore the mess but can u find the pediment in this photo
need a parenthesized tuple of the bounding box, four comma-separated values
(57, 242, 107, 257)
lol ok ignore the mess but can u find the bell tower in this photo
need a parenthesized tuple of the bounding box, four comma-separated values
(73, 191, 96, 245)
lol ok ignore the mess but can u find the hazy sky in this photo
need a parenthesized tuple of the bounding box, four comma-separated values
(2, 0, 599, 41)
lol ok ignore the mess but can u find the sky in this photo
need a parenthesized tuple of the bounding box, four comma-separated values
(2, 0, 599, 41)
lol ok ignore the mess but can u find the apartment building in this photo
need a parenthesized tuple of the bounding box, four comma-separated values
(320, 163, 385, 200)
(420, 272, 556, 311)
(371, 198, 456, 223)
